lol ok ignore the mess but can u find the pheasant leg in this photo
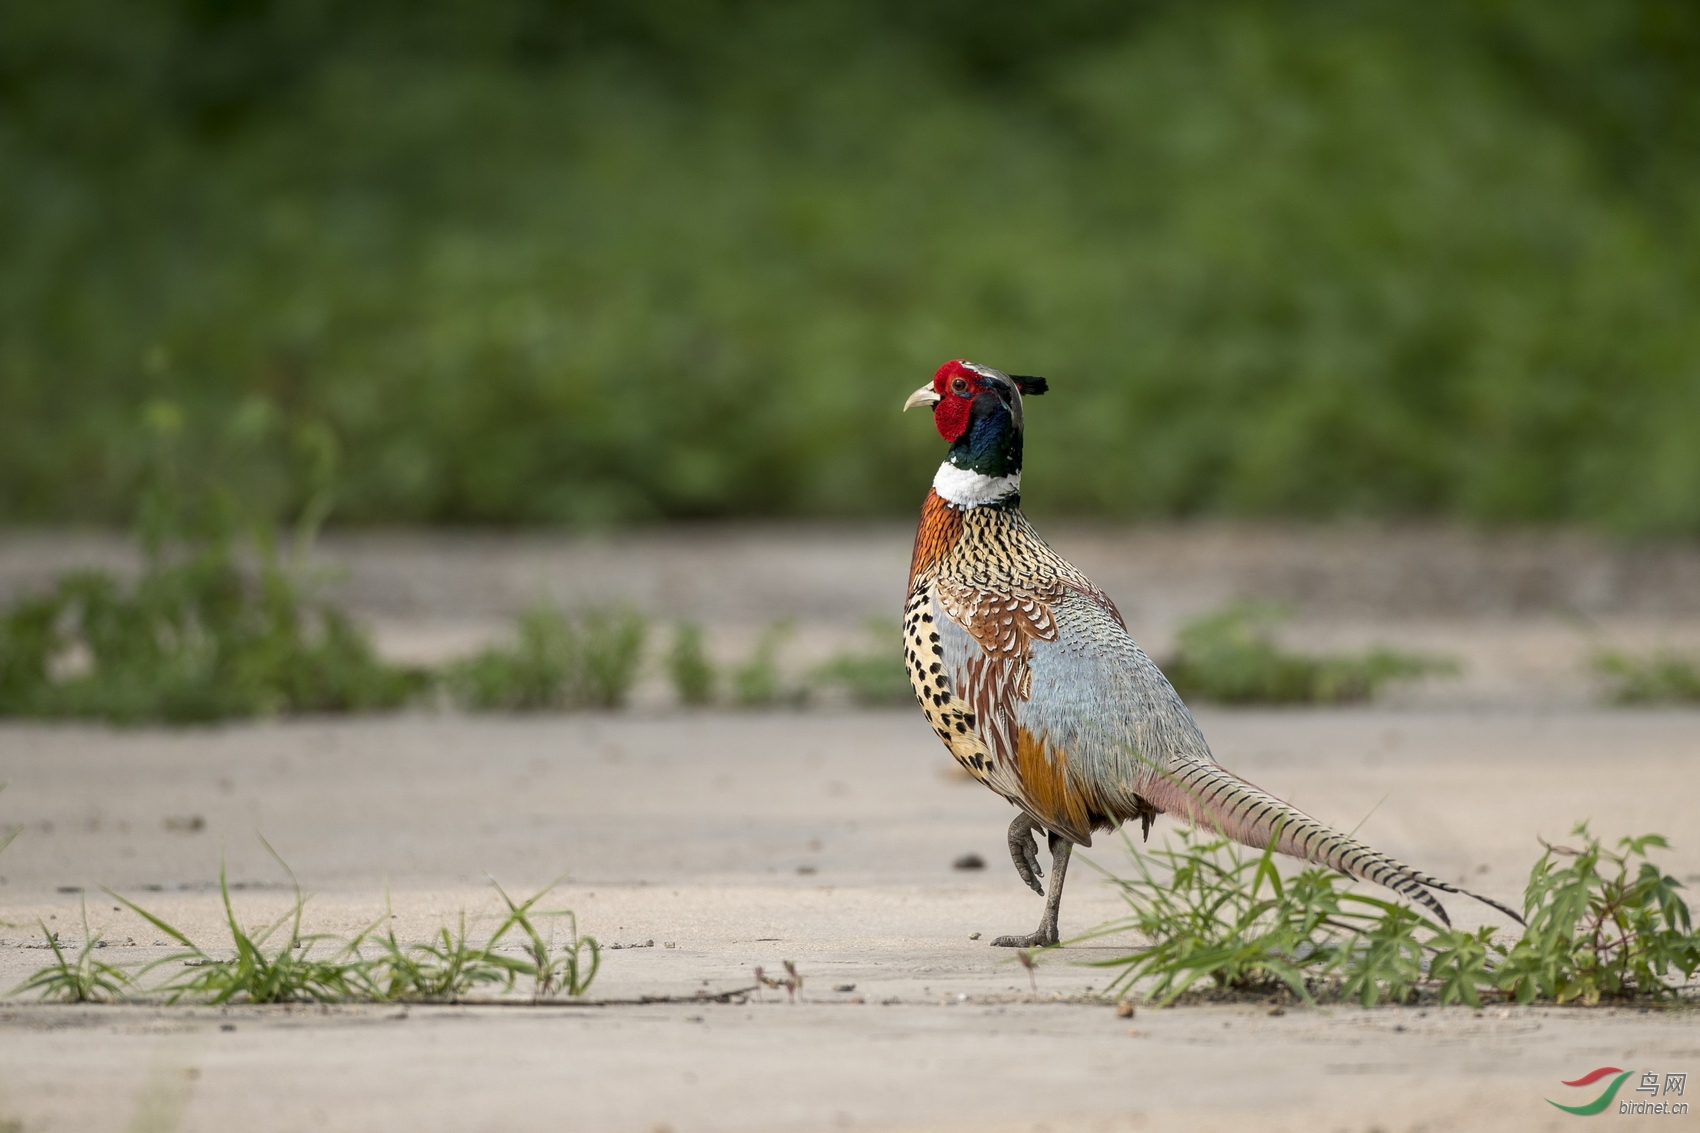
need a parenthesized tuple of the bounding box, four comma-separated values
(1006, 813, 1044, 895)
(992, 832, 1072, 948)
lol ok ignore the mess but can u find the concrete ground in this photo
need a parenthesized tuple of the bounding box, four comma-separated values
(3, 525, 1700, 1130)
(1, 707, 1697, 1133)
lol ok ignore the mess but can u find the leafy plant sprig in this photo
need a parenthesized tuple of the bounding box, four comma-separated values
(1496, 827, 1700, 1005)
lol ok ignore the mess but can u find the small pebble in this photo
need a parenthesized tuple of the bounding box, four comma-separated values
(968, 932, 980, 940)
(1115, 1001, 1135, 1018)
(952, 853, 986, 871)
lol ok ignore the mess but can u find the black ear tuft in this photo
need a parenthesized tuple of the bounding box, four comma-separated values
(1011, 375, 1048, 396)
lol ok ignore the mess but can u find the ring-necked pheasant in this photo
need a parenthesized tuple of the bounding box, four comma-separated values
(902, 360, 1521, 947)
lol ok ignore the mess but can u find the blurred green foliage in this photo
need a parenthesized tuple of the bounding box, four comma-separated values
(1592, 647, 1700, 703)
(4, 1, 1700, 529)
(0, 400, 425, 723)
(666, 622, 716, 706)
(814, 620, 911, 707)
(731, 622, 803, 707)
(0, 557, 424, 723)
(447, 605, 647, 710)
(1164, 604, 1457, 704)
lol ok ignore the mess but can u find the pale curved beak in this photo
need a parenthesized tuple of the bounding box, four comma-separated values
(903, 383, 941, 412)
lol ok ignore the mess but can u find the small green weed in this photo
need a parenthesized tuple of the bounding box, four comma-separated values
(448, 606, 647, 711)
(490, 881, 601, 999)
(1163, 604, 1458, 705)
(1593, 648, 1700, 703)
(667, 622, 718, 706)
(813, 620, 910, 707)
(1086, 824, 1699, 1007)
(11, 899, 132, 1003)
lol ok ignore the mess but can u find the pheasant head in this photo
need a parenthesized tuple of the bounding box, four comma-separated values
(903, 360, 1047, 508)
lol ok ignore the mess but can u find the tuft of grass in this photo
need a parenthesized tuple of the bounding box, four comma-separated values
(358, 877, 599, 1002)
(667, 623, 718, 706)
(1084, 823, 1699, 1007)
(20, 843, 603, 1005)
(11, 899, 132, 1003)
(813, 620, 911, 707)
(447, 606, 647, 712)
(112, 842, 368, 1005)
(362, 909, 531, 1002)
(1593, 648, 1700, 703)
(732, 622, 805, 708)
(1083, 828, 1426, 1006)
(361, 883, 599, 1002)
(1162, 604, 1458, 705)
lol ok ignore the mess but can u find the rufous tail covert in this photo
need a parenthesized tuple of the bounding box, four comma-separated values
(902, 360, 1522, 947)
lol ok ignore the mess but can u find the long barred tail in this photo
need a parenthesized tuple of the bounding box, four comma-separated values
(1138, 757, 1523, 927)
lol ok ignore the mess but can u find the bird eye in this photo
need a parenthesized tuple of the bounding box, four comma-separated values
(951, 377, 970, 396)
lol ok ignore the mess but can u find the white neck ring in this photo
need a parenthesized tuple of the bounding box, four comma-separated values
(933, 462, 1020, 508)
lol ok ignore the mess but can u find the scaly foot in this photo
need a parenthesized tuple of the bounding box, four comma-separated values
(989, 925, 1058, 948)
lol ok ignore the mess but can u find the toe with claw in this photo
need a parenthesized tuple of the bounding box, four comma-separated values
(1006, 813, 1044, 896)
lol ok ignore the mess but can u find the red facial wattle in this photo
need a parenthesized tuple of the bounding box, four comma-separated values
(931, 360, 977, 442)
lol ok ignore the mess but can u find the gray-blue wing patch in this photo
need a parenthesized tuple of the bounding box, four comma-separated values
(1015, 593, 1216, 819)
